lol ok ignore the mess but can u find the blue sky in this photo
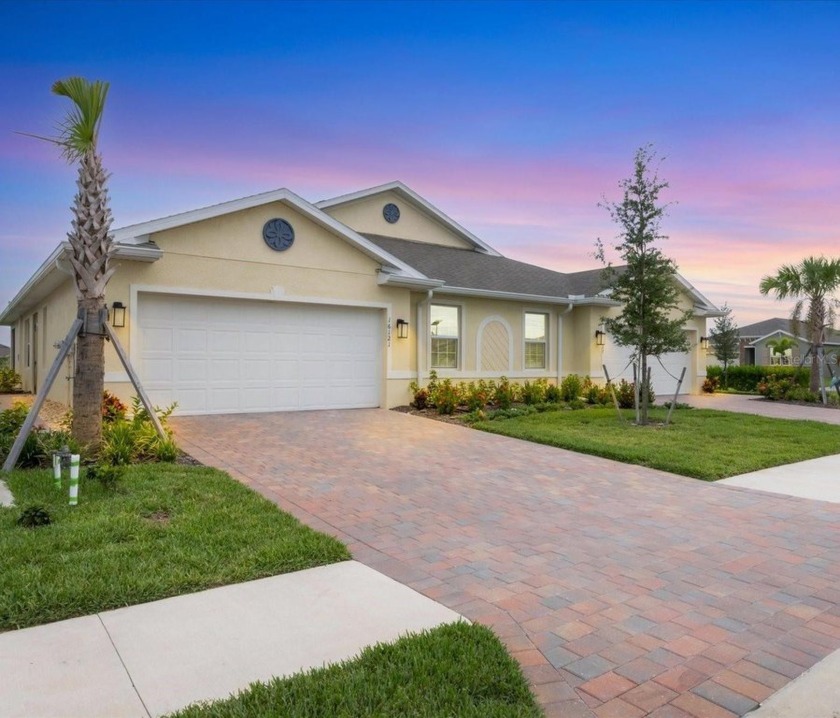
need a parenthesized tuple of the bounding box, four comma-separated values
(1, 0, 839, 345)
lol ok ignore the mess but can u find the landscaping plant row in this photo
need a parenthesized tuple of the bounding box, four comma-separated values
(409, 372, 654, 415)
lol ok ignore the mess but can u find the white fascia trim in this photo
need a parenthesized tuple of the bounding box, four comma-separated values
(131, 284, 395, 311)
(675, 273, 719, 313)
(111, 187, 425, 279)
(748, 329, 807, 346)
(377, 272, 445, 289)
(315, 180, 503, 257)
(0, 241, 164, 325)
(436, 285, 577, 305)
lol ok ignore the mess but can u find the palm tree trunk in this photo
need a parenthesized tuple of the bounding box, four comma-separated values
(72, 300, 105, 450)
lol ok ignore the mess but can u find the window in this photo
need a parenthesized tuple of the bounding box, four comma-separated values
(524, 312, 548, 369)
(431, 304, 460, 368)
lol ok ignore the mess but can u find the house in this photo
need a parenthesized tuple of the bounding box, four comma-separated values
(0, 182, 720, 414)
(738, 318, 840, 366)
(0, 343, 9, 364)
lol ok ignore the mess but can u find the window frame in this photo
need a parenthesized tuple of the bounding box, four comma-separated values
(430, 303, 462, 370)
(523, 311, 549, 371)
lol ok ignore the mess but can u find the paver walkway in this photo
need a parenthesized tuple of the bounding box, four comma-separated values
(684, 392, 840, 425)
(173, 410, 840, 718)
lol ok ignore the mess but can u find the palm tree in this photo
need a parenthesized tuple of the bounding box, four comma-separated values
(766, 336, 796, 363)
(760, 256, 840, 402)
(51, 78, 116, 448)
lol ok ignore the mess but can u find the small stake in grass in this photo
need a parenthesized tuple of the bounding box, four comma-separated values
(52, 453, 61, 489)
(68, 454, 80, 506)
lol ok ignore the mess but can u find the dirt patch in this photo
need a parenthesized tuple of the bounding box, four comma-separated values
(143, 509, 171, 525)
(0, 393, 70, 430)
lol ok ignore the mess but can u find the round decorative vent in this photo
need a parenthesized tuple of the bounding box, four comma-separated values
(263, 218, 295, 251)
(383, 203, 400, 224)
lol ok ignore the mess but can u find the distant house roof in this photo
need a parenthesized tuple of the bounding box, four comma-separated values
(740, 318, 840, 345)
(0, 344, 9, 358)
(739, 318, 792, 337)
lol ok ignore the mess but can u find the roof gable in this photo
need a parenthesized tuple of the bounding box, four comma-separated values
(316, 181, 501, 256)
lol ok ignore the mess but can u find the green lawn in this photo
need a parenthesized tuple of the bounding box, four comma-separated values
(474, 407, 840, 480)
(0, 464, 350, 630)
(169, 622, 543, 718)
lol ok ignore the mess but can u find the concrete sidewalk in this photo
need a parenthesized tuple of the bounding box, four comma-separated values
(720, 453, 840, 503)
(0, 561, 461, 718)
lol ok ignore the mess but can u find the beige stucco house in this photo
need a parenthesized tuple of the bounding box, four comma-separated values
(0, 182, 720, 414)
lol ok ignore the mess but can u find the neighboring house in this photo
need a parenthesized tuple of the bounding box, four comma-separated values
(0, 181, 720, 414)
(0, 343, 9, 365)
(738, 318, 840, 367)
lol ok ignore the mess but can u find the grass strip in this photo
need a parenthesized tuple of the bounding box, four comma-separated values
(0, 463, 349, 630)
(169, 622, 544, 718)
(475, 407, 840, 480)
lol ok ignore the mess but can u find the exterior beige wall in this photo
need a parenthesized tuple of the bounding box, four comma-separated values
(14, 280, 78, 407)
(11, 202, 711, 413)
(323, 191, 474, 249)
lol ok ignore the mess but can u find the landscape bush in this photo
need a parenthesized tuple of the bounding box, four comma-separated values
(0, 402, 78, 469)
(756, 376, 819, 403)
(560, 373, 583, 402)
(0, 366, 22, 392)
(706, 364, 808, 392)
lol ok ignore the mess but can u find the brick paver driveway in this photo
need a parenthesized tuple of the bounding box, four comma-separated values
(173, 410, 840, 718)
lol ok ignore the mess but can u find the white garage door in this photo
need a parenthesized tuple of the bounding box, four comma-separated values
(137, 294, 382, 414)
(602, 345, 694, 398)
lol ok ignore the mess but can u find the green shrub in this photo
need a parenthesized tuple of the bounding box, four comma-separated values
(569, 398, 586, 410)
(613, 379, 655, 409)
(16, 505, 52, 529)
(702, 376, 719, 393)
(560, 374, 583, 402)
(493, 377, 517, 410)
(464, 381, 491, 411)
(544, 383, 562, 403)
(434, 379, 460, 415)
(0, 402, 79, 469)
(581, 376, 610, 405)
(757, 376, 819, 402)
(521, 378, 548, 405)
(86, 463, 124, 491)
(707, 364, 808, 392)
(0, 366, 22, 392)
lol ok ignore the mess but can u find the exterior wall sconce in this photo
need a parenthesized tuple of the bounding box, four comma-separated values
(396, 318, 409, 339)
(700, 336, 709, 350)
(111, 301, 126, 328)
(595, 330, 606, 347)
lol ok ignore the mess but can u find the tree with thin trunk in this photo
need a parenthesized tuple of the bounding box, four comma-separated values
(47, 78, 115, 449)
(709, 304, 739, 387)
(596, 145, 691, 425)
(759, 256, 840, 403)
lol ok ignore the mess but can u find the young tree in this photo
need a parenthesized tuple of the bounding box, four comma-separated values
(759, 256, 840, 403)
(48, 78, 115, 448)
(766, 336, 796, 360)
(709, 304, 739, 387)
(596, 145, 691, 425)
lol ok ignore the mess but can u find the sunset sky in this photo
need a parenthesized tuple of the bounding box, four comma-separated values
(1, 0, 839, 346)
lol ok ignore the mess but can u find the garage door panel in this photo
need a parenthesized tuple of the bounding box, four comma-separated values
(602, 343, 694, 397)
(138, 294, 382, 414)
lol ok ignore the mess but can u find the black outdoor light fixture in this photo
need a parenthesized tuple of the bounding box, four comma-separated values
(111, 301, 126, 328)
(700, 336, 709, 350)
(595, 329, 606, 347)
(396, 318, 409, 339)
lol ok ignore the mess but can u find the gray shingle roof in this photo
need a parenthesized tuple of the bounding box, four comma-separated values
(364, 234, 611, 299)
(0, 344, 9, 358)
(740, 318, 840, 344)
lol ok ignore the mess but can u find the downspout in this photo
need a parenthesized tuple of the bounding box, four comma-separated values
(557, 301, 574, 383)
(416, 289, 434, 383)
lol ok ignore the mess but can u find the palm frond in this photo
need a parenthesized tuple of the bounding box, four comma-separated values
(51, 77, 110, 161)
